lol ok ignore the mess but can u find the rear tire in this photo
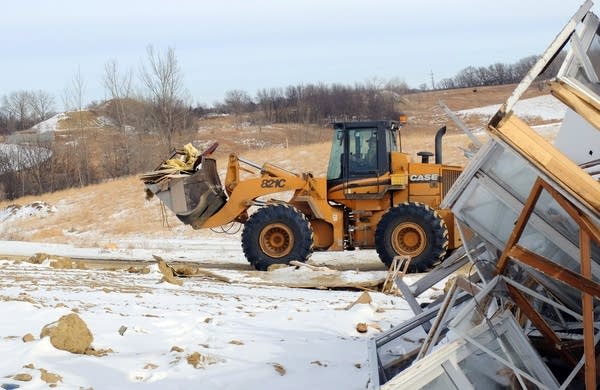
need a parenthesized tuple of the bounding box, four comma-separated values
(242, 204, 313, 271)
(375, 202, 448, 272)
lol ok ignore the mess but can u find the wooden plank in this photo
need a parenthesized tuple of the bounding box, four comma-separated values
(497, 178, 544, 274)
(580, 230, 597, 389)
(506, 284, 576, 367)
(551, 80, 600, 131)
(489, 114, 600, 214)
(508, 245, 600, 297)
(540, 178, 600, 244)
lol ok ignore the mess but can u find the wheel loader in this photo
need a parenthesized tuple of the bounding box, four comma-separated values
(141, 120, 463, 272)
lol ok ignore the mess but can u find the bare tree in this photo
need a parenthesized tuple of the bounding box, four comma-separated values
(29, 90, 55, 123)
(62, 66, 86, 116)
(2, 90, 33, 131)
(223, 89, 253, 124)
(103, 59, 134, 128)
(62, 67, 90, 187)
(140, 45, 190, 149)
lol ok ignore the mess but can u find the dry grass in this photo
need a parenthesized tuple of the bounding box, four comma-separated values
(0, 84, 555, 245)
(57, 110, 105, 131)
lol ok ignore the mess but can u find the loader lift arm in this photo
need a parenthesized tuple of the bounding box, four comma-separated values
(198, 153, 326, 229)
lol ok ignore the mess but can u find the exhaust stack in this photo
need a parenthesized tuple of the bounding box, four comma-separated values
(435, 126, 447, 165)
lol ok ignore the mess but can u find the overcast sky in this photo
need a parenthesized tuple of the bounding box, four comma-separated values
(0, 0, 594, 107)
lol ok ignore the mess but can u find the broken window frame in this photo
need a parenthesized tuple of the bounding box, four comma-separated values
(382, 309, 560, 390)
(558, 11, 600, 107)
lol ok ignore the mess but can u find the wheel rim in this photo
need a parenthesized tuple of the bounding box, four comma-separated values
(391, 222, 426, 257)
(259, 223, 294, 258)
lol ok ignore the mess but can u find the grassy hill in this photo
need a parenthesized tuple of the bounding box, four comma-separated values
(0, 83, 557, 246)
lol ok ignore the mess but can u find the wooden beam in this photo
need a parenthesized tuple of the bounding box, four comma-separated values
(488, 114, 600, 213)
(581, 230, 597, 389)
(506, 284, 577, 367)
(497, 178, 544, 273)
(550, 80, 600, 133)
(507, 245, 600, 298)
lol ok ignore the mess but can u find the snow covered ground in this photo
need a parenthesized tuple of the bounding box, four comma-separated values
(0, 236, 436, 390)
(30, 113, 68, 133)
(0, 92, 571, 389)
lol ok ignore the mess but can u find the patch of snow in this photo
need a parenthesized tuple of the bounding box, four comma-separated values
(0, 202, 56, 224)
(31, 113, 68, 133)
(457, 95, 567, 121)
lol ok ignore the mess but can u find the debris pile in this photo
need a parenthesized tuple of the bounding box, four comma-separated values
(139, 143, 201, 187)
(370, 4, 600, 389)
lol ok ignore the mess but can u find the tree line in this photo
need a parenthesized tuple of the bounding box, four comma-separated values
(0, 50, 562, 200)
(436, 52, 565, 90)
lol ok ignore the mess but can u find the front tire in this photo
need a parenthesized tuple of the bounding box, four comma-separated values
(375, 202, 448, 272)
(242, 205, 313, 271)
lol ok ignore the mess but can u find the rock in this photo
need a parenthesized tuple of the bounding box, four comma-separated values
(40, 313, 93, 354)
(272, 363, 286, 376)
(186, 351, 220, 368)
(187, 352, 203, 368)
(49, 258, 74, 269)
(39, 369, 62, 385)
(12, 374, 31, 382)
(27, 253, 49, 264)
(84, 347, 113, 357)
(356, 322, 368, 333)
(118, 325, 127, 336)
(1, 384, 20, 389)
(228, 340, 244, 345)
(170, 346, 184, 353)
(21, 334, 34, 343)
(173, 266, 198, 276)
(127, 266, 150, 274)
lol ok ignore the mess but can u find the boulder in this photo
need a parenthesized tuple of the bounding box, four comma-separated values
(40, 313, 93, 354)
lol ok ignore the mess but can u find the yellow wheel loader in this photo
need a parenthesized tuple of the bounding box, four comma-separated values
(142, 121, 463, 272)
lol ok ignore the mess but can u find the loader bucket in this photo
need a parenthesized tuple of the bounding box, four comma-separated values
(144, 157, 227, 229)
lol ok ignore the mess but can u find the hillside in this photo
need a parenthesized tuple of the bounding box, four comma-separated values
(0, 84, 565, 247)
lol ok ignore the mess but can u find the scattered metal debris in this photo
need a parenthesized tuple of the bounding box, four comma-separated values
(370, 2, 600, 388)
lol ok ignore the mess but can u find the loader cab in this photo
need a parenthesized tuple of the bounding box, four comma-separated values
(327, 121, 400, 188)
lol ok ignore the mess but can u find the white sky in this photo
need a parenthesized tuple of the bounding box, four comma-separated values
(0, 0, 594, 107)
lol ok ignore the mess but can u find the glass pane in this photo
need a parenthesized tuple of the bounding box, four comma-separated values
(459, 349, 521, 389)
(586, 25, 600, 79)
(458, 182, 517, 247)
(483, 146, 536, 202)
(421, 371, 459, 390)
(349, 128, 378, 174)
(326, 129, 344, 180)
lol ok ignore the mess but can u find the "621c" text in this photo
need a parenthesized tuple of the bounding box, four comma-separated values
(261, 178, 286, 188)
